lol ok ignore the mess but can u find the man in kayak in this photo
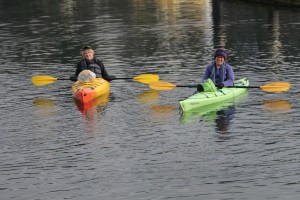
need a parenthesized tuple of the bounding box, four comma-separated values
(197, 48, 235, 92)
(70, 46, 116, 81)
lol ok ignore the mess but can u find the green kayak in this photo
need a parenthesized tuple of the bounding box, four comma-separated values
(179, 77, 250, 112)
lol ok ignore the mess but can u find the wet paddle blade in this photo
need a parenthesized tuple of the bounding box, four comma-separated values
(149, 81, 177, 90)
(31, 76, 58, 86)
(133, 74, 159, 84)
(260, 82, 290, 92)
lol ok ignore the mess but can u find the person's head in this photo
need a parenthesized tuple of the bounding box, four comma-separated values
(214, 48, 227, 67)
(81, 46, 94, 60)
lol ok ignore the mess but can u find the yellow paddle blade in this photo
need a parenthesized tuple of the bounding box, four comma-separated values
(260, 82, 290, 92)
(133, 74, 159, 84)
(149, 81, 177, 90)
(31, 76, 58, 86)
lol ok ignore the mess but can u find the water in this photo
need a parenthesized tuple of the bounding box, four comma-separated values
(1, 0, 300, 199)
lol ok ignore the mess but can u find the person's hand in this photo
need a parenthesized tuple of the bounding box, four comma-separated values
(70, 76, 78, 81)
(197, 84, 204, 92)
(215, 83, 224, 89)
(106, 75, 116, 82)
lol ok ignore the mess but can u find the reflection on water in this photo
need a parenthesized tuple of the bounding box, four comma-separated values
(32, 98, 57, 118)
(74, 94, 110, 136)
(263, 99, 292, 112)
(136, 89, 178, 124)
(215, 105, 235, 134)
(181, 93, 247, 122)
(180, 98, 292, 134)
(32, 98, 56, 107)
(181, 102, 236, 133)
(149, 104, 178, 124)
(180, 93, 249, 135)
(136, 90, 160, 104)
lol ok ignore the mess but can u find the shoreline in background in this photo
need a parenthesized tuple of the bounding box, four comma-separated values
(238, 0, 300, 6)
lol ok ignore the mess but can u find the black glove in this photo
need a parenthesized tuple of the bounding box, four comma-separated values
(215, 83, 224, 89)
(105, 75, 116, 82)
(197, 84, 204, 92)
(70, 76, 78, 81)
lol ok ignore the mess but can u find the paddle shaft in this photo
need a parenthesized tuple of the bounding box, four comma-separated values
(114, 77, 134, 80)
(153, 83, 286, 90)
(177, 85, 261, 89)
(57, 78, 71, 80)
(70, 77, 133, 81)
(175, 85, 197, 88)
(32, 74, 159, 86)
(70, 76, 151, 81)
(149, 84, 254, 89)
(149, 80, 290, 92)
(229, 86, 260, 88)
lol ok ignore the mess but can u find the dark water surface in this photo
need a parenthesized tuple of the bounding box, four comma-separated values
(1, 0, 300, 199)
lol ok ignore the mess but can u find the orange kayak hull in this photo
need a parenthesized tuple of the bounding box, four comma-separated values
(71, 78, 110, 104)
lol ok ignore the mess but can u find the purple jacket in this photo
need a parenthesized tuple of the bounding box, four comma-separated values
(202, 62, 234, 87)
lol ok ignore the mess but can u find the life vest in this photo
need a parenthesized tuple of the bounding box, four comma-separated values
(80, 59, 103, 77)
(208, 63, 225, 84)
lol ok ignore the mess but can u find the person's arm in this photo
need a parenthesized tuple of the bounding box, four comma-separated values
(223, 64, 234, 87)
(70, 62, 81, 81)
(202, 64, 212, 83)
(74, 62, 82, 77)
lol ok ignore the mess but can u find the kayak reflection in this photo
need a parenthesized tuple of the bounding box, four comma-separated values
(181, 93, 248, 134)
(180, 101, 236, 134)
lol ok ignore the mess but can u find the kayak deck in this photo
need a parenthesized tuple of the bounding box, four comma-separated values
(71, 78, 110, 104)
(179, 77, 249, 112)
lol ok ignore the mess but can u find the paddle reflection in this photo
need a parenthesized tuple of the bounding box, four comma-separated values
(262, 99, 291, 112)
(32, 98, 56, 107)
(149, 104, 177, 124)
(136, 90, 160, 104)
(136, 90, 178, 124)
(32, 98, 57, 118)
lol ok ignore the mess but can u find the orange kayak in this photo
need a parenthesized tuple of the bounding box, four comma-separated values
(71, 78, 110, 104)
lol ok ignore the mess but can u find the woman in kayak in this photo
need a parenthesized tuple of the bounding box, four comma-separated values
(70, 46, 116, 81)
(198, 48, 234, 92)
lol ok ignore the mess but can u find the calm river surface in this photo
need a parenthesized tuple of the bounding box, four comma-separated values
(1, 0, 300, 199)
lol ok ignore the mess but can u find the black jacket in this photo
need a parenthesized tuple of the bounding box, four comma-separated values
(72, 58, 115, 81)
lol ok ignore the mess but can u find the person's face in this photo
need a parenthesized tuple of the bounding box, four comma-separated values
(83, 49, 94, 60)
(215, 56, 225, 67)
